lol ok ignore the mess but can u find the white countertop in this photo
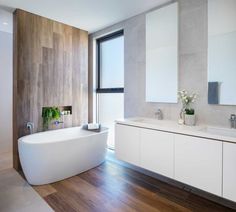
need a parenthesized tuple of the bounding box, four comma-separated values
(115, 117, 236, 143)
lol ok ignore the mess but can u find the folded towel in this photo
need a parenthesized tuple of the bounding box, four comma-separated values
(82, 124, 102, 132)
(88, 123, 100, 130)
(208, 82, 219, 104)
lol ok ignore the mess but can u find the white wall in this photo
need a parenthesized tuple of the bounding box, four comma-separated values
(0, 9, 13, 153)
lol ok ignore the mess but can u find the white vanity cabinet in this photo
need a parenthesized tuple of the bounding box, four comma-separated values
(115, 120, 236, 202)
(140, 129, 174, 178)
(115, 124, 140, 166)
(174, 134, 222, 196)
(223, 142, 236, 202)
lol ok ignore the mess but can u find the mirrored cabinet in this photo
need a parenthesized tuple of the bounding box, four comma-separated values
(208, 0, 236, 105)
(145, 2, 178, 103)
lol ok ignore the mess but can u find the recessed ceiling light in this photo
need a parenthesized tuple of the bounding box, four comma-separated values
(3, 22, 8, 25)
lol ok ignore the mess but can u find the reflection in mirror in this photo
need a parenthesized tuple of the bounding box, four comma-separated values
(208, 0, 236, 105)
(146, 2, 178, 103)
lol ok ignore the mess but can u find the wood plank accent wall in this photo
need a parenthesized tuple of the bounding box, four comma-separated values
(13, 9, 88, 170)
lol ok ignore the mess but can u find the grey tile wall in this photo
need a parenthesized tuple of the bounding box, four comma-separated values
(89, 0, 236, 127)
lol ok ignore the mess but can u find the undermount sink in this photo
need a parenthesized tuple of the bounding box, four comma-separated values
(131, 118, 165, 125)
(199, 126, 236, 138)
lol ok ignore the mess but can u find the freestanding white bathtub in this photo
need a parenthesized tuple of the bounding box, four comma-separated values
(18, 126, 108, 185)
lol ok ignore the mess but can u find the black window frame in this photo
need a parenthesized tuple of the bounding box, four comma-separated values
(96, 30, 124, 93)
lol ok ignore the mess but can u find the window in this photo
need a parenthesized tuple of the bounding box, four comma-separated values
(96, 30, 124, 149)
(97, 30, 124, 93)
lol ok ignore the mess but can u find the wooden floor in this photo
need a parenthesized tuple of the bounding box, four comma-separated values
(33, 154, 234, 212)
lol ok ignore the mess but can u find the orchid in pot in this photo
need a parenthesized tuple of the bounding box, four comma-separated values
(178, 90, 197, 125)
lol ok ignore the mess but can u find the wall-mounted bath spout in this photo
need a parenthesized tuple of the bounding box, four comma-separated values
(229, 114, 236, 129)
(54, 121, 64, 125)
(155, 109, 163, 120)
(53, 112, 65, 127)
(26, 122, 34, 134)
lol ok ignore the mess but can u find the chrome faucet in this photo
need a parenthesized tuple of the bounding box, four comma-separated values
(229, 114, 236, 128)
(54, 120, 64, 125)
(26, 122, 34, 134)
(54, 112, 65, 126)
(155, 109, 163, 120)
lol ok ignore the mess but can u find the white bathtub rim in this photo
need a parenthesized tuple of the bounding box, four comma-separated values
(18, 126, 109, 144)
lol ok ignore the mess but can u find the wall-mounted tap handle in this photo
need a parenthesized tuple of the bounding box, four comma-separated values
(26, 122, 34, 134)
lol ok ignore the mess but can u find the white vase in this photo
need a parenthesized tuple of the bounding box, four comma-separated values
(184, 114, 196, 126)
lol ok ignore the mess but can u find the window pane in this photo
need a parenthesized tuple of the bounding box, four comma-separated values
(98, 93, 124, 148)
(100, 36, 124, 88)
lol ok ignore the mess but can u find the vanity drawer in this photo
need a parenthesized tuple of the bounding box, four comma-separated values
(140, 129, 174, 178)
(223, 142, 236, 202)
(174, 134, 222, 196)
(115, 124, 140, 166)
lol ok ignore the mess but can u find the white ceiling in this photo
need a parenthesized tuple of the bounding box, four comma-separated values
(0, 0, 170, 33)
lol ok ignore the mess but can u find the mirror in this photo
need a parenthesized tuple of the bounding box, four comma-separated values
(208, 0, 236, 105)
(145, 2, 178, 103)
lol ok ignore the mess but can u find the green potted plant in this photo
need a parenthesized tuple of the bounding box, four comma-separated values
(42, 107, 61, 130)
(184, 108, 196, 126)
(178, 90, 197, 126)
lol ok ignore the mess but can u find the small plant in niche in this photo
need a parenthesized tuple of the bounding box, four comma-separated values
(178, 90, 197, 125)
(42, 107, 61, 130)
